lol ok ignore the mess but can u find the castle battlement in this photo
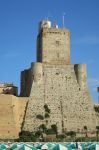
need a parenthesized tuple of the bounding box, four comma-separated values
(0, 83, 18, 96)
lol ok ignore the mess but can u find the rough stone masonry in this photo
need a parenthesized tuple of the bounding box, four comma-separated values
(21, 20, 97, 134)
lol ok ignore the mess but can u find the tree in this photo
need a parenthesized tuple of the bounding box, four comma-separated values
(18, 131, 38, 142)
(39, 124, 47, 133)
(36, 114, 44, 120)
(84, 126, 88, 137)
(51, 124, 58, 135)
(66, 131, 76, 141)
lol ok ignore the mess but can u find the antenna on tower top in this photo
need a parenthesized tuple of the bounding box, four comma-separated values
(47, 11, 51, 21)
(62, 13, 65, 28)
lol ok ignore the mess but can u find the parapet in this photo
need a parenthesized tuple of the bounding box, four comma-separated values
(20, 69, 31, 97)
(0, 83, 18, 96)
(74, 64, 87, 90)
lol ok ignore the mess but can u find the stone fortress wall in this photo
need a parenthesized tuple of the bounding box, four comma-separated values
(0, 20, 99, 139)
(22, 62, 96, 133)
(0, 95, 28, 139)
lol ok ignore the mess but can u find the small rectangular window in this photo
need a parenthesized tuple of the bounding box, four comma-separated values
(56, 41, 60, 46)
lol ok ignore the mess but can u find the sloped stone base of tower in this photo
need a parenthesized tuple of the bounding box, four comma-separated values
(22, 62, 96, 133)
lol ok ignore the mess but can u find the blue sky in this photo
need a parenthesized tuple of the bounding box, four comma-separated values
(0, 0, 99, 103)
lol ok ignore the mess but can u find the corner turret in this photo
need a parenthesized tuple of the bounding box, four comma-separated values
(74, 64, 87, 90)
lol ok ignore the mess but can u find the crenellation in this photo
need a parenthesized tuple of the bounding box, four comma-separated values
(0, 83, 18, 96)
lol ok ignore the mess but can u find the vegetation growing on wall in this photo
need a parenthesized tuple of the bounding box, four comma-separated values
(17, 131, 38, 142)
(36, 114, 44, 120)
(45, 113, 50, 118)
(44, 104, 50, 113)
(36, 104, 50, 120)
(13, 125, 99, 142)
(94, 105, 99, 113)
(51, 124, 58, 135)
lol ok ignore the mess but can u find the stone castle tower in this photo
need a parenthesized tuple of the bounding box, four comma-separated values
(21, 20, 96, 133)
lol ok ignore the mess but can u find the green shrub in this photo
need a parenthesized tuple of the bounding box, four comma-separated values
(44, 104, 50, 113)
(51, 124, 57, 134)
(66, 131, 76, 137)
(94, 106, 99, 113)
(18, 131, 38, 142)
(46, 128, 56, 135)
(57, 134, 66, 139)
(36, 114, 44, 120)
(35, 130, 42, 137)
(39, 124, 47, 133)
(45, 113, 50, 118)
